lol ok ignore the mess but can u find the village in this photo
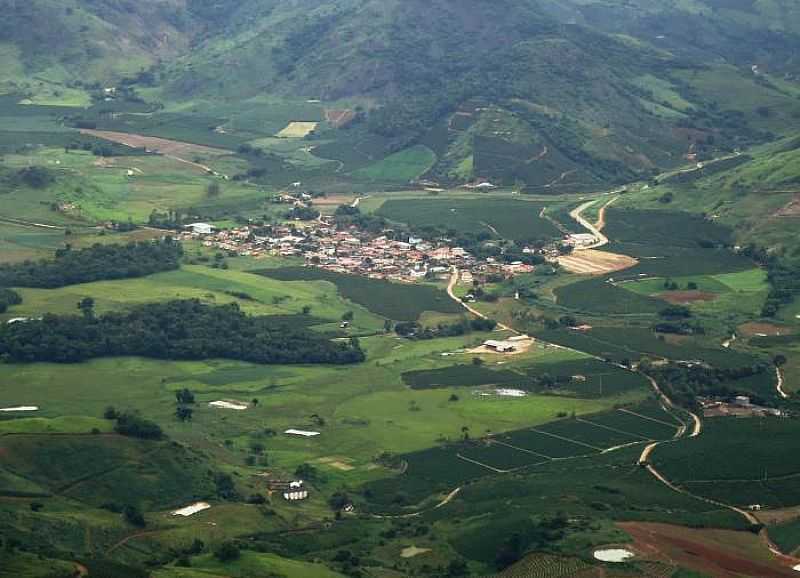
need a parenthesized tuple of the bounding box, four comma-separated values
(176, 200, 571, 286)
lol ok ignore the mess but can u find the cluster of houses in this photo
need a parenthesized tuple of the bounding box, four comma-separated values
(180, 217, 536, 284)
(700, 395, 785, 418)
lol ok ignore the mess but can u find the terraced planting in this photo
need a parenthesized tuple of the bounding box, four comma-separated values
(362, 402, 680, 510)
(652, 417, 800, 508)
(375, 198, 561, 242)
(525, 358, 650, 398)
(533, 326, 762, 369)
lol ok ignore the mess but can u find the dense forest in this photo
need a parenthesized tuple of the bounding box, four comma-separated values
(0, 300, 365, 364)
(0, 239, 183, 288)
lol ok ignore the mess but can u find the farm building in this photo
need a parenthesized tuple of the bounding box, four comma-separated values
(565, 233, 598, 248)
(484, 340, 517, 353)
(283, 481, 309, 501)
(185, 222, 215, 235)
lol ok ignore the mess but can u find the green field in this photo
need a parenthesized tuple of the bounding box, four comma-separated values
(652, 417, 800, 508)
(402, 365, 523, 389)
(375, 198, 562, 242)
(255, 266, 462, 321)
(2, 265, 386, 332)
(353, 145, 436, 183)
(532, 326, 763, 370)
(362, 401, 679, 511)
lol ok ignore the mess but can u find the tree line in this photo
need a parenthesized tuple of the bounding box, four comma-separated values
(0, 239, 183, 288)
(0, 300, 365, 365)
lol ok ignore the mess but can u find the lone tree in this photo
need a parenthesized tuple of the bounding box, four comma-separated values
(175, 406, 193, 422)
(214, 541, 240, 562)
(77, 296, 95, 318)
(175, 388, 195, 405)
(206, 181, 221, 197)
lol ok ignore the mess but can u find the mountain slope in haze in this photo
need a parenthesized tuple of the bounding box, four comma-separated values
(154, 0, 800, 187)
(0, 0, 196, 91)
(4, 0, 800, 188)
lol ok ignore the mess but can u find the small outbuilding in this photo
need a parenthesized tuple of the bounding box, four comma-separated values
(484, 340, 517, 353)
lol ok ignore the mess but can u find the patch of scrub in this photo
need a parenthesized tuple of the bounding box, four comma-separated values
(401, 546, 431, 558)
(593, 548, 634, 562)
(172, 502, 211, 517)
(208, 400, 248, 410)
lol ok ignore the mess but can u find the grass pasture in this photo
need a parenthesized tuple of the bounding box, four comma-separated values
(254, 266, 461, 321)
(3, 265, 386, 333)
(352, 145, 436, 183)
(0, 146, 264, 224)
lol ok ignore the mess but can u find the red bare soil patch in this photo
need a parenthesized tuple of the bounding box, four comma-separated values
(79, 129, 230, 157)
(657, 291, 717, 304)
(620, 522, 798, 578)
(775, 195, 800, 217)
(739, 322, 795, 337)
(325, 109, 356, 129)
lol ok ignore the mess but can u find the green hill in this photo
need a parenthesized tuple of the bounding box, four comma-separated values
(3, 0, 800, 189)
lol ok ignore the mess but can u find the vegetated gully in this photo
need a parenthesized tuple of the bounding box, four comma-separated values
(446, 195, 798, 563)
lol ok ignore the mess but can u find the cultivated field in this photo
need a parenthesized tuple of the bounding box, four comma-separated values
(557, 249, 638, 275)
(376, 197, 562, 242)
(276, 121, 319, 138)
(255, 266, 462, 321)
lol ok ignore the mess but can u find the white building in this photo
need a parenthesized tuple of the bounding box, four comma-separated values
(484, 340, 517, 353)
(186, 223, 215, 235)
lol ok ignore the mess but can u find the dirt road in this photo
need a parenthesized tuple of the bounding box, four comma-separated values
(568, 194, 620, 250)
(446, 268, 518, 334)
(777, 367, 790, 399)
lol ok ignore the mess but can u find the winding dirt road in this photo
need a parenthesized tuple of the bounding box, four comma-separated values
(776, 367, 790, 399)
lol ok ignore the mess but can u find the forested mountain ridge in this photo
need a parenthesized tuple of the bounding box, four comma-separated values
(4, 0, 800, 187)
